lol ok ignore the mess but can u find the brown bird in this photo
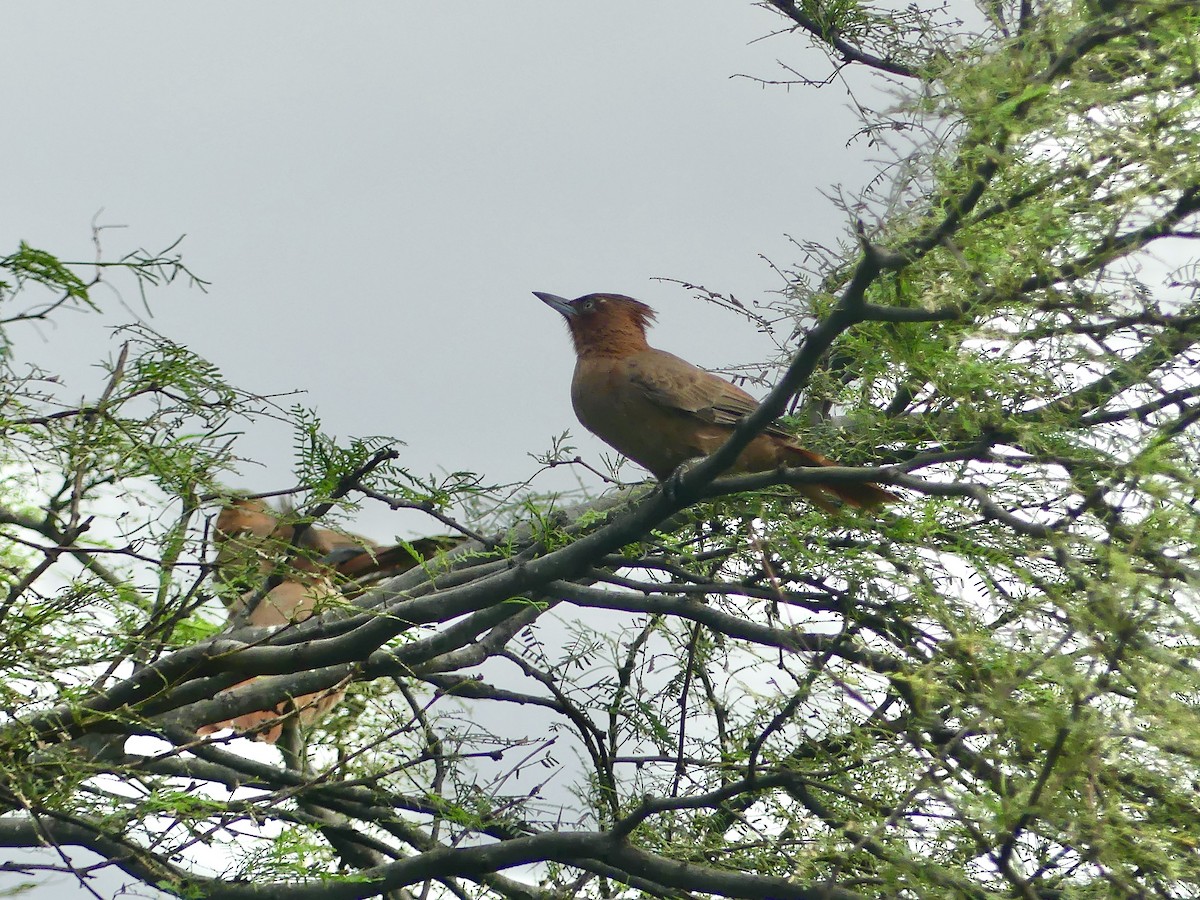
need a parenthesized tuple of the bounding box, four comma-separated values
(212, 497, 458, 604)
(535, 292, 896, 510)
(210, 498, 374, 618)
(201, 498, 460, 742)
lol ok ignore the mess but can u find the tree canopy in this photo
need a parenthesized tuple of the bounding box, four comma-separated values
(2, 1, 1199, 898)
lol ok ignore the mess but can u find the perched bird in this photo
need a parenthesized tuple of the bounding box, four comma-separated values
(201, 497, 460, 742)
(210, 497, 374, 620)
(211, 498, 456, 606)
(535, 291, 896, 510)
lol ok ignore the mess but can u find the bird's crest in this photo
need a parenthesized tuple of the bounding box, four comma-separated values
(576, 294, 657, 331)
(549, 293, 657, 357)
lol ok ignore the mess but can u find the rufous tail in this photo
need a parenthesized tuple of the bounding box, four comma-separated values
(783, 445, 898, 511)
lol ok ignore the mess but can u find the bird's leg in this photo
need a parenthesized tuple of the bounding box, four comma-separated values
(662, 456, 707, 505)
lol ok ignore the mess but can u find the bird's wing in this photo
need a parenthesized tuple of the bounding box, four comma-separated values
(627, 350, 788, 432)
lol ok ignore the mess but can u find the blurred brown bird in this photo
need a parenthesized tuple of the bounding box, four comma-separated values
(201, 497, 460, 742)
(535, 291, 896, 511)
(211, 498, 457, 604)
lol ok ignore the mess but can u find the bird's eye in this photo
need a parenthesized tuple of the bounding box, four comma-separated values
(579, 298, 595, 311)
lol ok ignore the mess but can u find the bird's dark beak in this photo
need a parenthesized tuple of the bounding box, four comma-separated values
(534, 291, 576, 318)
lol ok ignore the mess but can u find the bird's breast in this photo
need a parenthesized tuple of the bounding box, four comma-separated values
(570, 357, 709, 479)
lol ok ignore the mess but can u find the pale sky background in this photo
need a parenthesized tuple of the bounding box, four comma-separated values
(3, 3, 911, 895)
(3, 3, 896, 535)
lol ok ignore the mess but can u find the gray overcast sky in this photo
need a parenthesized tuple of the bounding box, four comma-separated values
(3, 4, 886, 895)
(5, 2, 883, 539)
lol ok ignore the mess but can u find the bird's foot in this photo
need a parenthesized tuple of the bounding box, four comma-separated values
(662, 457, 705, 505)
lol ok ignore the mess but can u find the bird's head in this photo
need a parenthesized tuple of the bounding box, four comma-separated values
(534, 292, 656, 357)
(215, 497, 279, 541)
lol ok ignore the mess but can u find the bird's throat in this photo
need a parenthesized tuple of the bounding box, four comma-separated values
(569, 319, 651, 358)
